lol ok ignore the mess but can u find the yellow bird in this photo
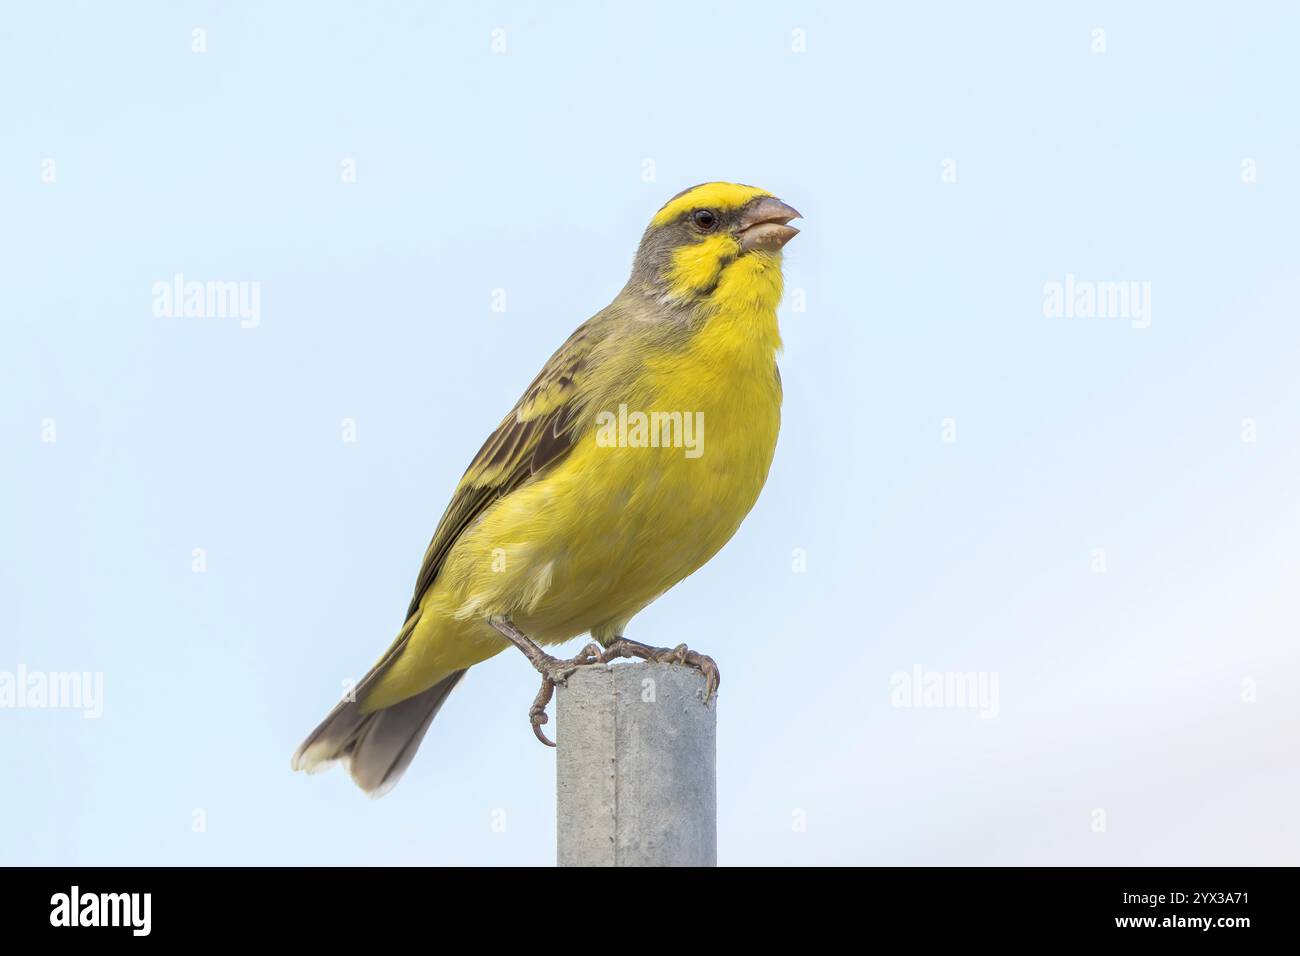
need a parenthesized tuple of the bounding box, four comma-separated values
(293, 182, 801, 795)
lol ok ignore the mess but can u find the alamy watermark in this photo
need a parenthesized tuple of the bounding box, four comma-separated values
(595, 404, 704, 459)
(152, 273, 261, 328)
(1043, 273, 1151, 329)
(50, 886, 150, 936)
(0, 665, 103, 718)
(890, 665, 999, 718)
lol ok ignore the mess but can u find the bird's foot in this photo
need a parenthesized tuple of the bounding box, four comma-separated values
(490, 614, 607, 746)
(489, 617, 720, 746)
(594, 638, 721, 701)
(523, 642, 603, 747)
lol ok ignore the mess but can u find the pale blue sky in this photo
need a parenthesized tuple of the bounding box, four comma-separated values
(2, 1, 1298, 865)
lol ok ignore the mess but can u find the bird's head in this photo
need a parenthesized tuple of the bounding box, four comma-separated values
(629, 182, 801, 308)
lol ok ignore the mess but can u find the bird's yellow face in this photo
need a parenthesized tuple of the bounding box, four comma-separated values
(631, 182, 801, 307)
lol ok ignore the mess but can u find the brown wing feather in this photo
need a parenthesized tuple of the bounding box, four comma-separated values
(403, 321, 602, 620)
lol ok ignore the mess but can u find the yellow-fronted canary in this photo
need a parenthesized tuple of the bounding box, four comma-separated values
(293, 182, 800, 795)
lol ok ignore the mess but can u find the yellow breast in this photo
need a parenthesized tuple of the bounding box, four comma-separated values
(393, 255, 784, 689)
(501, 254, 785, 639)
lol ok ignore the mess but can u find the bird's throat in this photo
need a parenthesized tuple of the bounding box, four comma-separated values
(696, 253, 785, 359)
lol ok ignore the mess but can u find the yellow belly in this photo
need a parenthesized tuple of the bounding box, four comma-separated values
(368, 291, 783, 709)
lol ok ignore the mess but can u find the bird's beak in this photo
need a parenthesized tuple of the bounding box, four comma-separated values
(737, 197, 802, 253)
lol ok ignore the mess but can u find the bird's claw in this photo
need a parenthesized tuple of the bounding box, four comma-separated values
(529, 669, 557, 746)
(528, 697, 554, 746)
(527, 643, 604, 747)
(493, 615, 720, 746)
(595, 638, 721, 702)
(656, 646, 720, 701)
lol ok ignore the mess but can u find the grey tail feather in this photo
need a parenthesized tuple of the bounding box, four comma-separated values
(292, 669, 467, 798)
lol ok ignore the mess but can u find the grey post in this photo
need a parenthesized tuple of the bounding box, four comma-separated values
(555, 661, 717, 866)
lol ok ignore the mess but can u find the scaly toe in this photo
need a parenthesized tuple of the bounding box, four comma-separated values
(530, 707, 555, 747)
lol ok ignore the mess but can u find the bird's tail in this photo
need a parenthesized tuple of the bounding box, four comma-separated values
(292, 634, 466, 798)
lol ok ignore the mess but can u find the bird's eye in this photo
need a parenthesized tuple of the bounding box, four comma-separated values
(691, 209, 718, 232)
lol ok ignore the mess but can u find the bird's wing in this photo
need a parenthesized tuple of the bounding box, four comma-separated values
(403, 320, 603, 619)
